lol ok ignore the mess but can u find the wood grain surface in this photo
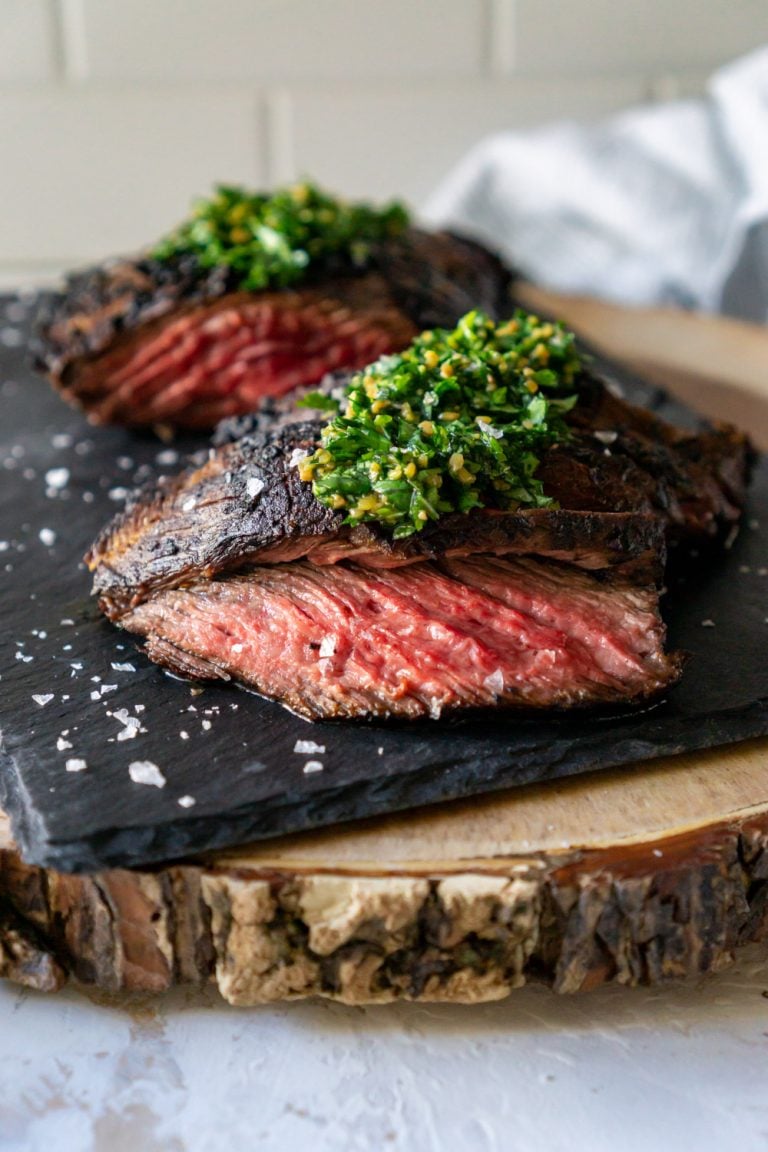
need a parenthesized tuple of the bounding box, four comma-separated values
(1, 294, 766, 1005)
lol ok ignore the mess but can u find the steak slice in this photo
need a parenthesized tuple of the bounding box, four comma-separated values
(87, 416, 667, 620)
(85, 365, 752, 720)
(87, 372, 751, 618)
(122, 553, 681, 721)
(34, 229, 513, 430)
(539, 372, 751, 549)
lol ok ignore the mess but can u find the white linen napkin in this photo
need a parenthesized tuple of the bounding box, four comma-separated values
(423, 48, 768, 322)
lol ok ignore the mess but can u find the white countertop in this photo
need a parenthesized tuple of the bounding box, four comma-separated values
(1, 946, 766, 1152)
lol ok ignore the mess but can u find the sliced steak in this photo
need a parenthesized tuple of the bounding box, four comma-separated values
(34, 229, 513, 430)
(540, 372, 751, 549)
(85, 363, 752, 720)
(123, 553, 681, 721)
(88, 373, 751, 618)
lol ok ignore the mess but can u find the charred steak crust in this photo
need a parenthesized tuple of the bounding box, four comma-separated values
(88, 369, 751, 621)
(543, 372, 752, 547)
(33, 228, 514, 402)
(87, 413, 673, 619)
(88, 420, 341, 615)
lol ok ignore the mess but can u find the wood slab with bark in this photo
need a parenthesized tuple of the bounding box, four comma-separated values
(2, 292, 767, 1006)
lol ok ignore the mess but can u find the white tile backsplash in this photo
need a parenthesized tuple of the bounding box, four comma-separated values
(0, 0, 764, 277)
(0, 0, 57, 82)
(278, 77, 649, 209)
(70, 0, 487, 83)
(511, 0, 768, 74)
(0, 90, 263, 262)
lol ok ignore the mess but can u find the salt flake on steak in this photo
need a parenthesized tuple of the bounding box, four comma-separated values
(288, 448, 308, 469)
(483, 669, 505, 696)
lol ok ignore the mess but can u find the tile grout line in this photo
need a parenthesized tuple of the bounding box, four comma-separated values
(55, 0, 89, 83)
(264, 87, 296, 186)
(47, 0, 67, 82)
(487, 0, 516, 77)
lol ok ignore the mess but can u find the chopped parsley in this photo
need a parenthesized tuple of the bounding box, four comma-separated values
(152, 182, 409, 292)
(298, 310, 581, 539)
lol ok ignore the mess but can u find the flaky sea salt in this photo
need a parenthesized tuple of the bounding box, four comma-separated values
(38, 527, 56, 546)
(303, 760, 324, 774)
(32, 693, 54, 706)
(128, 760, 166, 787)
(246, 476, 265, 499)
(483, 668, 505, 695)
(56, 736, 73, 751)
(111, 661, 136, 673)
(44, 467, 69, 490)
(65, 758, 87, 773)
(112, 708, 145, 741)
(177, 795, 196, 808)
(294, 739, 326, 755)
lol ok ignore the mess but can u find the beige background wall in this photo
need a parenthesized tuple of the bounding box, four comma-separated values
(1, 0, 767, 286)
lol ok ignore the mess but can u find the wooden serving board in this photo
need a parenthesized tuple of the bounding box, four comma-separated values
(1, 290, 767, 1004)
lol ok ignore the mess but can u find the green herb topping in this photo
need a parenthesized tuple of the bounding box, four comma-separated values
(298, 309, 581, 538)
(152, 182, 409, 292)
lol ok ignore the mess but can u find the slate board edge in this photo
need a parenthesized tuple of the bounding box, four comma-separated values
(6, 701, 767, 873)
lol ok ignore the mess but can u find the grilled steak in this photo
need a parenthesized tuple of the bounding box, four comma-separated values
(125, 551, 679, 720)
(87, 370, 750, 720)
(34, 229, 513, 430)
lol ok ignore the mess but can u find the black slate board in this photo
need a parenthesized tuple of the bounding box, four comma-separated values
(0, 293, 767, 873)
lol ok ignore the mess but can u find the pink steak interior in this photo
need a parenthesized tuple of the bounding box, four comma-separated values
(68, 279, 417, 428)
(125, 554, 679, 720)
